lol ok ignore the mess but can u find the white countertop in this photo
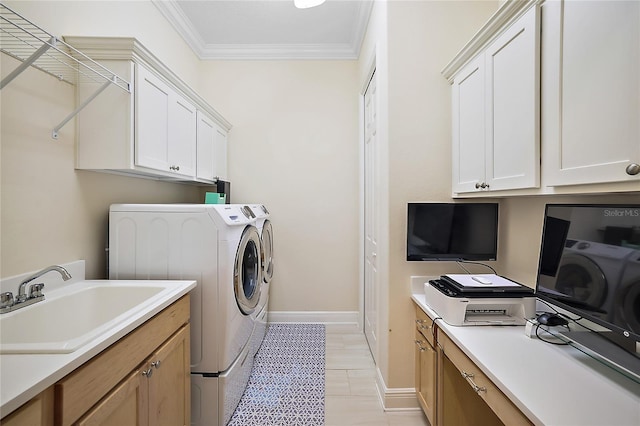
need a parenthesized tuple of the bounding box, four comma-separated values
(412, 290, 640, 425)
(0, 278, 195, 418)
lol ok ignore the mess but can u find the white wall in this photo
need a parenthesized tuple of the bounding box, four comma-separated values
(197, 61, 360, 313)
(0, 1, 203, 278)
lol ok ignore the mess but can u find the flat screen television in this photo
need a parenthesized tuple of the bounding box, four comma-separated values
(406, 202, 499, 261)
(536, 204, 640, 371)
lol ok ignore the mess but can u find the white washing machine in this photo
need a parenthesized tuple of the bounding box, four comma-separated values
(555, 239, 635, 321)
(248, 204, 274, 356)
(615, 249, 640, 334)
(108, 204, 263, 426)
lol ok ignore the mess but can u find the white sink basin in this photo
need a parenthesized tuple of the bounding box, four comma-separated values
(0, 282, 169, 354)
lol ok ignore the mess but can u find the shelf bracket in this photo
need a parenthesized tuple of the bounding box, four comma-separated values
(51, 77, 113, 139)
(0, 36, 56, 90)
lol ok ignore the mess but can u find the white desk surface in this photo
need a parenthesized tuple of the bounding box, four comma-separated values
(412, 291, 640, 426)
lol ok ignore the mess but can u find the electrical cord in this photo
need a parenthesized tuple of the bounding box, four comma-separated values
(535, 323, 570, 345)
(455, 260, 497, 274)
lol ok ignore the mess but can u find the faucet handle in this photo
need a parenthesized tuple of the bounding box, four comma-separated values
(29, 283, 45, 298)
(1, 292, 14, 309)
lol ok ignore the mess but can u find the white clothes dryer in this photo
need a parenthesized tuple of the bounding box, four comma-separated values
(248, 204, 274, 356)
(108, 203, 263, 426)
(556, 239, 635, 321)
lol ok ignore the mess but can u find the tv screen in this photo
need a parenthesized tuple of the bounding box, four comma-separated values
(406, 203, 498, 261)
(536, 204, 640, 347)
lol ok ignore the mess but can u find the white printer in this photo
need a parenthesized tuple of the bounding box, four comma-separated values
(424, 274, 536, 326)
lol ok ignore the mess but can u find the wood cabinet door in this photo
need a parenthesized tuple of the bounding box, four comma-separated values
(76, 370, 148, 426)
(542, 0, 640, 186)
(452, 55, 486, 193)
(147, 325, 191, 426)
(485, 5, 540, 191)
(415, 330, 436, 425)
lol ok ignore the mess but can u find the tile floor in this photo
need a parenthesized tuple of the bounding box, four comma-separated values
(324, 324, 430, 426)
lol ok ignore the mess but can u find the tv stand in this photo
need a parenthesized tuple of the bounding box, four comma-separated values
(560, 331, 640, 382)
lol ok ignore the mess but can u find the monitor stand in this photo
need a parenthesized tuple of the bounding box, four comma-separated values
(560, 330, 640, 383)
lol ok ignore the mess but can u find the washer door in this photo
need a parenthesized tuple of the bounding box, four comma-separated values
(261, 220, 274, 284)
(234, 226, 262, 315)
(555, 254, 608, 309)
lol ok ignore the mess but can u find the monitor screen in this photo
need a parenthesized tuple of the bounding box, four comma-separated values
(406, 203, 499, 261)
(536, 204, 640, 343)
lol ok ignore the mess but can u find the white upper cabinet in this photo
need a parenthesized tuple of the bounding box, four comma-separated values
(449, 4, 540, 194)
(70, 37, 230, 185)
(541, 0, 640, 186)
(136, 65, 197, 178)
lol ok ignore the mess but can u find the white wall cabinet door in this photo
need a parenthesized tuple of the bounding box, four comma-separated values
(451, 6, 540, 194)
(485, 5, 540, 191)
(542, 0, 640, 186)
(169, 93, 197, 178)
(213, 125, 228, 181)
(452, 55, 486, 193)
(136, 65, 196, 178)
(196, 111, 227, 182)
(196, 111, 216, 182)
(136, 65, 171, 173)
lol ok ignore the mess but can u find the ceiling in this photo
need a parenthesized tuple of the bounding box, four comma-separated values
(152, 0, 373, 60)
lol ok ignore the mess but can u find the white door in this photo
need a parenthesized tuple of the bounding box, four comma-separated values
(364, 71, 378, 363)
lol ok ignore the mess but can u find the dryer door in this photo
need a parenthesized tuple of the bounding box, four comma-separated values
(262, 220, 274, 284)
(234, 225, 262, 315)
(555, 254, 608, 310)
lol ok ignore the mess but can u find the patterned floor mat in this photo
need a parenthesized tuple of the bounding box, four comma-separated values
(228, 323, 326, 426)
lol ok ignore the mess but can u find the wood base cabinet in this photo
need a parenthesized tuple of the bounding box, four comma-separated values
(55, 296, 190, 426)
(1, 388, 54, 426)
(413, 302, 532, 426)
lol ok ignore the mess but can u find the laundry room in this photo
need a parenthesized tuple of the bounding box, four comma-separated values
(1, 0, 639, 425)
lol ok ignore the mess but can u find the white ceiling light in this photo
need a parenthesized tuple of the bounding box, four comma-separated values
(294, 0, 326, 9)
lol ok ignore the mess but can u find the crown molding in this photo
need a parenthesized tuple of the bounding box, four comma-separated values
(441, 0, 542, 83)
(152, 0, 373, 60)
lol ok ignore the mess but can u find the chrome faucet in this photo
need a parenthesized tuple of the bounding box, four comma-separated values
(1, 265, 72, 313)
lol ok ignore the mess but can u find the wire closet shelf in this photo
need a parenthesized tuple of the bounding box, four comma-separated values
(0, 3, 130, 138)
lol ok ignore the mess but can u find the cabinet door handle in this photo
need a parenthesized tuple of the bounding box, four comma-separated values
(169, 165, 181, 171)
(475, 182, 482, 189)
(151, 360, 161, 369)
(461, 371, 486, 394)
(626, 163, 640, 176)
(415, 319, 432, 331)
(142, 368, 153, 378)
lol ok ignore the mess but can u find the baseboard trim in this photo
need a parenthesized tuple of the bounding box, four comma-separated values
(375, 368, 421, 411)
(268, 311, 359, 324)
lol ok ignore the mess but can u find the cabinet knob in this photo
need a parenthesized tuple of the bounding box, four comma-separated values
(142, 368, 153, 378)
(475, 182, 482, 189)
(626, 163, 640, 176)
(151, 360, 161, 369)
(475, 182, 489, 189)
(169, 165, 181, 171)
